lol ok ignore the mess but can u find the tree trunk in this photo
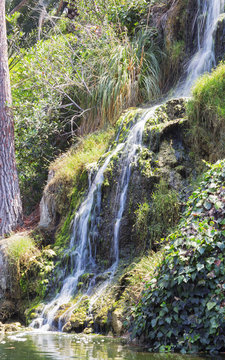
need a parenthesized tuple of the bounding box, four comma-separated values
(0, 0, 22, 237)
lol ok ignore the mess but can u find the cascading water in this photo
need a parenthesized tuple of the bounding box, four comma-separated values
(177, 0, 225, 96)
(32, 142, 124, 330)
(32, 0, 225, 331)
(111, 106, 158, 272)
(31, 107, 158, 331)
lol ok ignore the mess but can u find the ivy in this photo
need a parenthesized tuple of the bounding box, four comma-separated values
(133, 160, 225, 353)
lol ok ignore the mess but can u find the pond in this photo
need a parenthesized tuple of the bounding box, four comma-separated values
(0, 332, 225, 360)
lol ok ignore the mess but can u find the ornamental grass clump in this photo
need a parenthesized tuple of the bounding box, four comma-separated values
(134, 160, 225, 353)
(187, 63, 225, 161)
(7, 235, 39, 280)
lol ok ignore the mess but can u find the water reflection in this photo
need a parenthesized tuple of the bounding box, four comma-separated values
(0, 332, 225, 360)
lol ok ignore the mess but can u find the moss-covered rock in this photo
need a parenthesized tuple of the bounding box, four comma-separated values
(151, 0, 199, 88)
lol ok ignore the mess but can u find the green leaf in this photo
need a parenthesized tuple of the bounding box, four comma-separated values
(207, 301, 217, 311)
(215, 201, 223, 210)
(197, 263, 204, 271)
(165, 317, 172, 324)
(203, 201, 212, 210)
(151, 318, 157, 327)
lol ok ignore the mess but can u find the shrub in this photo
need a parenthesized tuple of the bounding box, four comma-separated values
(134, 202, 150, 246)
(6, 234, 56, 300)
(134, 160, 225, 353)
(7, 235, 38, 267)
(11, 35, 76, 212)
(149, 179, 180, 248)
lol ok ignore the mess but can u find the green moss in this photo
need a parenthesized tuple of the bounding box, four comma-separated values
(69, 296, 90, 331)
(149, 179, 180, 248)
(111, 250, 164, 332)
(143, 106, 170, 144)
(134, 202, 150, 246)
(19, 245, 56, 301)
(24, 300, 45, 325)
(137, 148, 157, 178)
(170, 40, 185, 66)
(54, 178, 87, 249)
(116, 108, 142, 143)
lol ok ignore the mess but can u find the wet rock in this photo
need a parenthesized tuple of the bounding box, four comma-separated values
(62, 321, 72, 332)
(95, 273, 111, 283)
(70, 317, 85, 332)
(25, 303, 45, 322)
(0, 321, 23, 333)
(39, 170, 57, 230)
(215, 14, 225, 64)
(83, 327, 93, 334)
(0, 300, 16, 322)
(151, 0, 199, 87)
(111, 309, 123, 336)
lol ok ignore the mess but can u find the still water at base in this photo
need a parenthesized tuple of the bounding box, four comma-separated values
(0, 332, 225, 360)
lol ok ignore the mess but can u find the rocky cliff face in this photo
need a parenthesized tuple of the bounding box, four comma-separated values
(33, 98, 200, 334)
(215, 14, 225, 64)
(39, 99, 193, 264)
(92, 99, 193, 265)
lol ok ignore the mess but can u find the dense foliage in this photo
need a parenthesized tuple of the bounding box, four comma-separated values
(12, 35, 74, 211)
(134, 160, 225, 353)
(9, 2, 163, 212)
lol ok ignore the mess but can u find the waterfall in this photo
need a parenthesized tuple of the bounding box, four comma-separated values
(31, 142, 124, 330)
(178, 0, 225, 95)
(111, 106, 158, 271)
(31, 0, 225, 331)
(31, 107, 158, 330)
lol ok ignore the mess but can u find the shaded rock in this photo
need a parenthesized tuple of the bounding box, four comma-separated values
(62, 321, 72, 332)
(0, 301, 16, 322)
(83, 327, 93, 334)
(215, 14, 225, 64)
(112, 309, 123, 336)
(95, 273, 111, 283)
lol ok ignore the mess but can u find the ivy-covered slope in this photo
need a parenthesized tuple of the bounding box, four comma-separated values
(134, 160, 225, 353)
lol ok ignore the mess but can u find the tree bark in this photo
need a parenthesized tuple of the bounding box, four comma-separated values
(0, 0, 22, 237)
(9, 0, 29, 15)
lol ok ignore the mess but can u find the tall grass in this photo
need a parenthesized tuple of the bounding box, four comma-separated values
(76, 28, 162, 131)
(187, 63, 225, 161)
(51, 129, 115, 185)
(7, 235, 39, 278)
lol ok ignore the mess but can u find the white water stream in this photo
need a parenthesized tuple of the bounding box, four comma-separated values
(178, 0, 225, 95)
(31, 0, 225, 331)
(32, 107, 158, 330)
